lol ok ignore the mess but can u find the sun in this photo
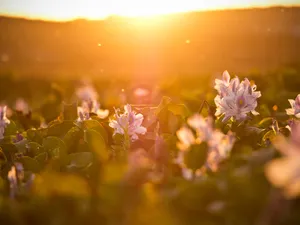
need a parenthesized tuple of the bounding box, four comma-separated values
(85, 1, 216, 19)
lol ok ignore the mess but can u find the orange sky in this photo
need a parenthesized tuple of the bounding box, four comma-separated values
(0, 0, 299, 20)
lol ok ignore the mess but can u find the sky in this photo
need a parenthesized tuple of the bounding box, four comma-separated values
(0, 0, 299, 20)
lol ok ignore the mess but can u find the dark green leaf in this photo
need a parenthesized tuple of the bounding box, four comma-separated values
(84, 129, 108, 162)
(43, 136, 67, 160)
(47, 121, 74, 137)
(18, 156, 41, 172)
(34, 152, 48, 164)
(62, 102, 78, 121)
(82, 120, 108, 143)
(66, 152, 93, 168)
(184, 143, 209, 171)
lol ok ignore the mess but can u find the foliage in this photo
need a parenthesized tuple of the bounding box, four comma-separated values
(0, 71, 300, 225)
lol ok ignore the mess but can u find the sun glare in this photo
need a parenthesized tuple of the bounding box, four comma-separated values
(0, 0, 298, 20)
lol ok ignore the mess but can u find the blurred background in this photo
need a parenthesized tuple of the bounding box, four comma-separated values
(0, 0, 300, 80)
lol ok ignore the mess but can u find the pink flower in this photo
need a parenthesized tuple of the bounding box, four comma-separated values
(214, 71, 261, 122)
(81, 100, 109, 119)
(76, 83, 98, 102)
(175, 114, 235, 180)
(77, 106, 90, 122)
(109, 104, 147, 141)
(0, 106, 10, 139)
(286, 94, 300, 118)
(265, 121, 300, 198)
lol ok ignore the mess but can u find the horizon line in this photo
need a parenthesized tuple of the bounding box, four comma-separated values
(0, 4, 299, 22)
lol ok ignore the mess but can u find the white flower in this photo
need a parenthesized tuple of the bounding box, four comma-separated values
(175, 114, 235, 180)
(77, 106, 90, 122)
(109, 104, 147, 141)
(187, 114, 214, 141)
(78, 100, 109, 121)
(0, 106, 10, 139)
(176, 127, 196, 151)
(214, 71, 261, 122)
(7, 163, 24, 199)
(76, 84, 98, 102)
(286, 94, 300, 118)
(265, 121, 300, 198)
(89, 100, 109, 119)
(214, 70, 232, 97)
(81, 100, 109, 119)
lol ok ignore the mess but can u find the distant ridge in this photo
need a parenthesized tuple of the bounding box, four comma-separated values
(0, 7, 300, 78)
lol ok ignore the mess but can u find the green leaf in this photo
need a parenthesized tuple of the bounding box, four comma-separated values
(168, 104, 189, 118)
(27, 142, 45, 156)
(0, 147, 7, 167)
(66, 152, 93, 169)
(34, 152, 48, 164)
(184, 143, 209, 171)
(43, 136, 67, 160)
(63, 126, 82, 150)
(33, 172, 89, 197)
(258, 117, 274, 128)
(62, 102, 78, 121)
(26, 128, 44, 144)
(82, 120, 108, 143)
(112, 133, 124, 145)
(168, 113, 181, 134)
(18, 156, 41, 172)
(243, 126, 265, 136)
(155, 96, 172, 115)
(262, 130, 276, 143)
(4, 120, 17, 136)
(14, 139, 29, 154)
(84, 129, 108, 162)
(47, 121, 75, 137)
(0, 144, 18, 161)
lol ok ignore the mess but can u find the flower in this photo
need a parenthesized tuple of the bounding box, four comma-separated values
(265, 121, 300, 198)
(7, 163, 24, 199)
(214, 71, 261, 122)
(0, 106, 10, 139)
(7, 163, 34, 199)
(286, 94, 300, 118)
(77, 106, 90, 122)
(176, 127, 197, 151)
(76, 83, 98, 102)
(82, 100, 109, 119)
(15, 98, 30, 115)
(175, 114, 235, 180)
(214, 70, 232, 97)
(78, 100, 109, 121)
(109, 104, 147, 141)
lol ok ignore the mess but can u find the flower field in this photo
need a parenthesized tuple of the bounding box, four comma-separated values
(0, 70, 300, 225)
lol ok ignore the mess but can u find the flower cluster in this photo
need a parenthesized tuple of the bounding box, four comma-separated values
(265, 120, 300, 198)
(76, 81, 98, 102)
(7, 163, 35, 199)
(75, 82, 109, 122)
(214, 71, 261, 122)
(175, 114, 235, 180)
(77, 100, 109, 122)
(109, 104, 147, 142)
(286, 94, 300, 118)
(0, 106, 10, 139)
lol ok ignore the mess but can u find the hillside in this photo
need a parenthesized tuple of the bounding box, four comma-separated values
(0, 7, 300, 78)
